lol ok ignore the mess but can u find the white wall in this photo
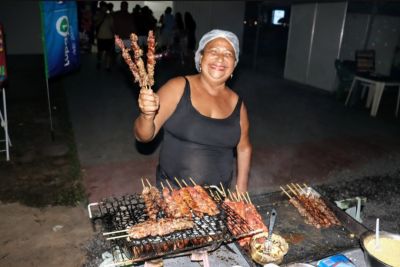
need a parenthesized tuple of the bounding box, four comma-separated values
(284, 2, 347, 92)
(340, 13, 400, 75)
(174, 1, 245, 53)
(284, 3, 315, 85)
(0, 1, 43, 54)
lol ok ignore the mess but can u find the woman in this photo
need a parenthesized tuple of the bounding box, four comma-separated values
(134, 29, 252, 193)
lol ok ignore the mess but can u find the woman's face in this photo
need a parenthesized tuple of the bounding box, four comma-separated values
(200, 38, 236, 81)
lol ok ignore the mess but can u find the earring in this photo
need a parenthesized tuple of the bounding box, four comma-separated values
(199, 65, 202, 73)
(230, 73, 233, 79)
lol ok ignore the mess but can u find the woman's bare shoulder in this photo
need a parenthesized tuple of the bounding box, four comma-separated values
(158, 76, 186, 95)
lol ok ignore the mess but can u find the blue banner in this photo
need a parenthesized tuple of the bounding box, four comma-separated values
(0, 24, 7, 82)
(40, 1, 80, 78)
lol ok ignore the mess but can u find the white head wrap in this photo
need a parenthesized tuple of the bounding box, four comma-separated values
(194, 29, 240, 72)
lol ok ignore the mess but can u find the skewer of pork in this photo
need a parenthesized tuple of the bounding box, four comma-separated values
(296, 194, 332, 227)
(281, 186, 322, 229)
(289, 184, 329, 227)
(163, 180, 192, 218)
(183, 179, 220, 216)
(174, 178, 203, 217)
(298, 183, 340, 225)
(292, 183, 339, 227)
(141, 178, 158, 221)
(162, 181, 191, 218)
(288, 184, 330, 227)
(106, 217, 194, 240)
(222, 190, 268, 248)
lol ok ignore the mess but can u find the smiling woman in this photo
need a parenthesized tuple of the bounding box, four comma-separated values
(134, 29, 252, 194)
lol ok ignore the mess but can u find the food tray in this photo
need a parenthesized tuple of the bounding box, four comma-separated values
(234, 188, 361, 266)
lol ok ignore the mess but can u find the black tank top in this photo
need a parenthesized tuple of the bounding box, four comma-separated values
(156, 77, 242, 189)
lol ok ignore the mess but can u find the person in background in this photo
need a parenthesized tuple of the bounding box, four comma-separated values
(172, 12, 186, 64)
(184, 12, 197, 60)
(113, 1, 137, 53)
(139, 6, 157, 46)
(159, 6, 175, 53)
(134, 29, 252, 193)
(94, 1, 114, 71)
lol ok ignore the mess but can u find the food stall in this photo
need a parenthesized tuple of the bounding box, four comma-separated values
(87, 180, 379, 267)
(95, 32, 400, 267)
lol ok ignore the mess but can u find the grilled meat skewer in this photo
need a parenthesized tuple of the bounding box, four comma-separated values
(127, 217, 194, 239)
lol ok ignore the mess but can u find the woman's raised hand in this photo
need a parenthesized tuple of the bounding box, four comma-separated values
(138, 88, 160, 119)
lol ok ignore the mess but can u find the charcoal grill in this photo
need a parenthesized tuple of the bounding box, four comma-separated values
(88, 192, 259, 264)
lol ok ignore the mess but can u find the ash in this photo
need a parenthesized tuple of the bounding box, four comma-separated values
(82, 231, 113, 267)
(316, 171, 400, 233)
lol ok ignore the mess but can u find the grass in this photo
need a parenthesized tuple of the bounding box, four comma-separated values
(0, 77, 86, 207)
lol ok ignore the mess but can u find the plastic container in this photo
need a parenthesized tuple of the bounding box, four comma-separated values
(317, 254, 356, 267)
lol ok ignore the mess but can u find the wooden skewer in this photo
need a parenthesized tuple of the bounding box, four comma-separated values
(303, 183, 309, 189)
(286, 184, 298, 196)
(165, 179, 173, 190)
(219, 182, 226, 197)
(189, 177, 197, 186)
(160, 181, 164, 189)
(214, 191, 222, 201)
(231, 192, 238, 202)
(106, 234, 131, 240)
(235, 185, 243, 201)
(227, 189, 234, 201)
(280, 186, 292, 199)
(181, 179, 189, 187)
(246, 191, 252, 204)
(296, 183, 306, 194)
(241, 192, 248, 203)
(290, 183, 300, 194)
(146, 178, 152, 188)
(141, 177, 146, 189)
(174, 177, 183, 188)
(235, 192, 240, 202)
(103, 229, 128, 235)
(209, 189, 215, 198)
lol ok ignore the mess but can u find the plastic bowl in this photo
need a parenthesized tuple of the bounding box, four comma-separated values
(250, 232, 289, 265)
(360, 230, 400, 267)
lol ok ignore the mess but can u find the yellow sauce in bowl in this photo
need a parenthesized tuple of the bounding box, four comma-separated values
(365, 237, 400, 267)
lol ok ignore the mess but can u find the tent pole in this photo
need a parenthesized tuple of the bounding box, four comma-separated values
(1, 87, 11, 161)
(45, 77, 55, 141)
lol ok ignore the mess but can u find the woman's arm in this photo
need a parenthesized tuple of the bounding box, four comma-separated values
(236, 102, 252, 193)
(134, 77, 186, 142)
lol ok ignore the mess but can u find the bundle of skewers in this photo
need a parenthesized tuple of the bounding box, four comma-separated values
(115, 31, 156, 90)
(212, 183, 268, 249)
(280, 183, 340, 229)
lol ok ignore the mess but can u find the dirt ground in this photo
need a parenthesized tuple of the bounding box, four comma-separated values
(0, 84, 94, 267)
(0, 203, 93, 267)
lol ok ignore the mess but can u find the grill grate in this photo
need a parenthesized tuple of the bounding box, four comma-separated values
(89, 192, 256, 263)
(90, 194, 238, 262)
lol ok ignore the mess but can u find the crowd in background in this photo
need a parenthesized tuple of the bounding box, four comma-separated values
(78, 1, 197, 71)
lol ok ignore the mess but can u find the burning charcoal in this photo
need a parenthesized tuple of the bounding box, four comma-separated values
(143, 243, 153, 253)
(132, 246, 142, 258)
(176, 240, 185, 249)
